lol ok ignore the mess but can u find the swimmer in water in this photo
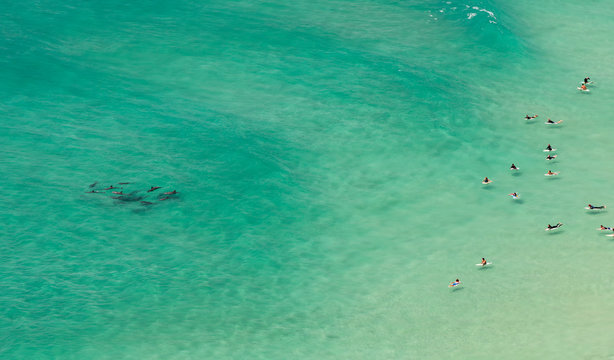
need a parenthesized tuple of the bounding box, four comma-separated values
(546, 154, 557, 160)
(159, 197, 170, 201)
(482, 177, 492, 184)
(147, 186, 161, 192)
(524, 114, 538, 120)
(118, 182, 131, 185)
(510, 164, 519, 170)
(85, 190, 100, 193)
(449, 279, 461, 287)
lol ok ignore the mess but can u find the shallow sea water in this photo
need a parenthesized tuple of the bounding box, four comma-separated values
(2, 0, 614, 358)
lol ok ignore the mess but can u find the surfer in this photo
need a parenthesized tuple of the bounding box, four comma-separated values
(509, 192, 518, 197)
(587, 204, 606, 209)
(546, 170, 557, 176)
(546, 118, 555, 124)
(524, 114, 538, 120)
(510, 164, 519, 170)
(580, 84, 588, 91)
(600, 225, 612, 231)
(118, 182, 131, 185)
(482, 177, 492, 184)
(546, 154, 557, 160)
(141, 201, 154, 205)
(546, 223, 563, 230)
(449, 279, 461, 287)
(481, 258, 487, 266)
(545, 144, 553, 151)
(89, 182, 98, 188)
(147, 186, 161, 192)
(583, 77, 591, 84)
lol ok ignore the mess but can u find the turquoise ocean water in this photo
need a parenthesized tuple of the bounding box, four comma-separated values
(3, 0, 614, 358)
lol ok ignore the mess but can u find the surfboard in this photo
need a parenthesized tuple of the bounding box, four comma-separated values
(577, 87, 590, 92)
(543, 148, 557, 152)
(449, 282, 461, 287)
(475, 262, 492, 266)
(606, 234, 614, 237)
(510, 167, 519, 170)
(482, 180, 493, 184)
(544, 172, 560, 176)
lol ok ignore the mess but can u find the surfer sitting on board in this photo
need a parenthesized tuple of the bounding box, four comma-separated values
(510, 163, 519, 170)
(482, 177, 492, 184)
(449, 279, 461, 287)
(481, 258, 487, 266)
(546, 154, 557, 160)
(587, 204, 606, 209)
(545, 144, 553, 151)
(525, 114, 538, 120)
(584, 77, 591, 85)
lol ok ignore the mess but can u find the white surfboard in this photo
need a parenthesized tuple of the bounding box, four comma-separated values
(510, 167, 519, 170)
(544, 172, 560, 176)
(475, 262, 492, 266)
(606, 234, 614, 237)
(577, 87, 590, 92)
(543, 148, 557, 152)
(482, 180, 493, 184)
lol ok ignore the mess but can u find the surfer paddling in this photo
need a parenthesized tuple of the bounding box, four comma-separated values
(546, 222, 563, 231)
(524, 114, 538, 120)
(449, 279, 461, 287)
(587, 204, 606, 210)
(546, 154, 557, 160)
(599, 225, 612, 231)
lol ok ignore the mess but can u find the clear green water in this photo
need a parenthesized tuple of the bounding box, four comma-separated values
(3, 0, 614, 358)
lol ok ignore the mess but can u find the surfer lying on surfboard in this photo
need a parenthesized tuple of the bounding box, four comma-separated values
(587, 204, 606, 210)
(599, 225, 613, 231)
(509, 192, 519, 199)
(524, 114, 538, 120)
(545, 170, 559, 176)
(546, 222, 563, 231)
(546, 118, 563, 124)
(449, 279, 461, 287)
(546, 154, 557, 160)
